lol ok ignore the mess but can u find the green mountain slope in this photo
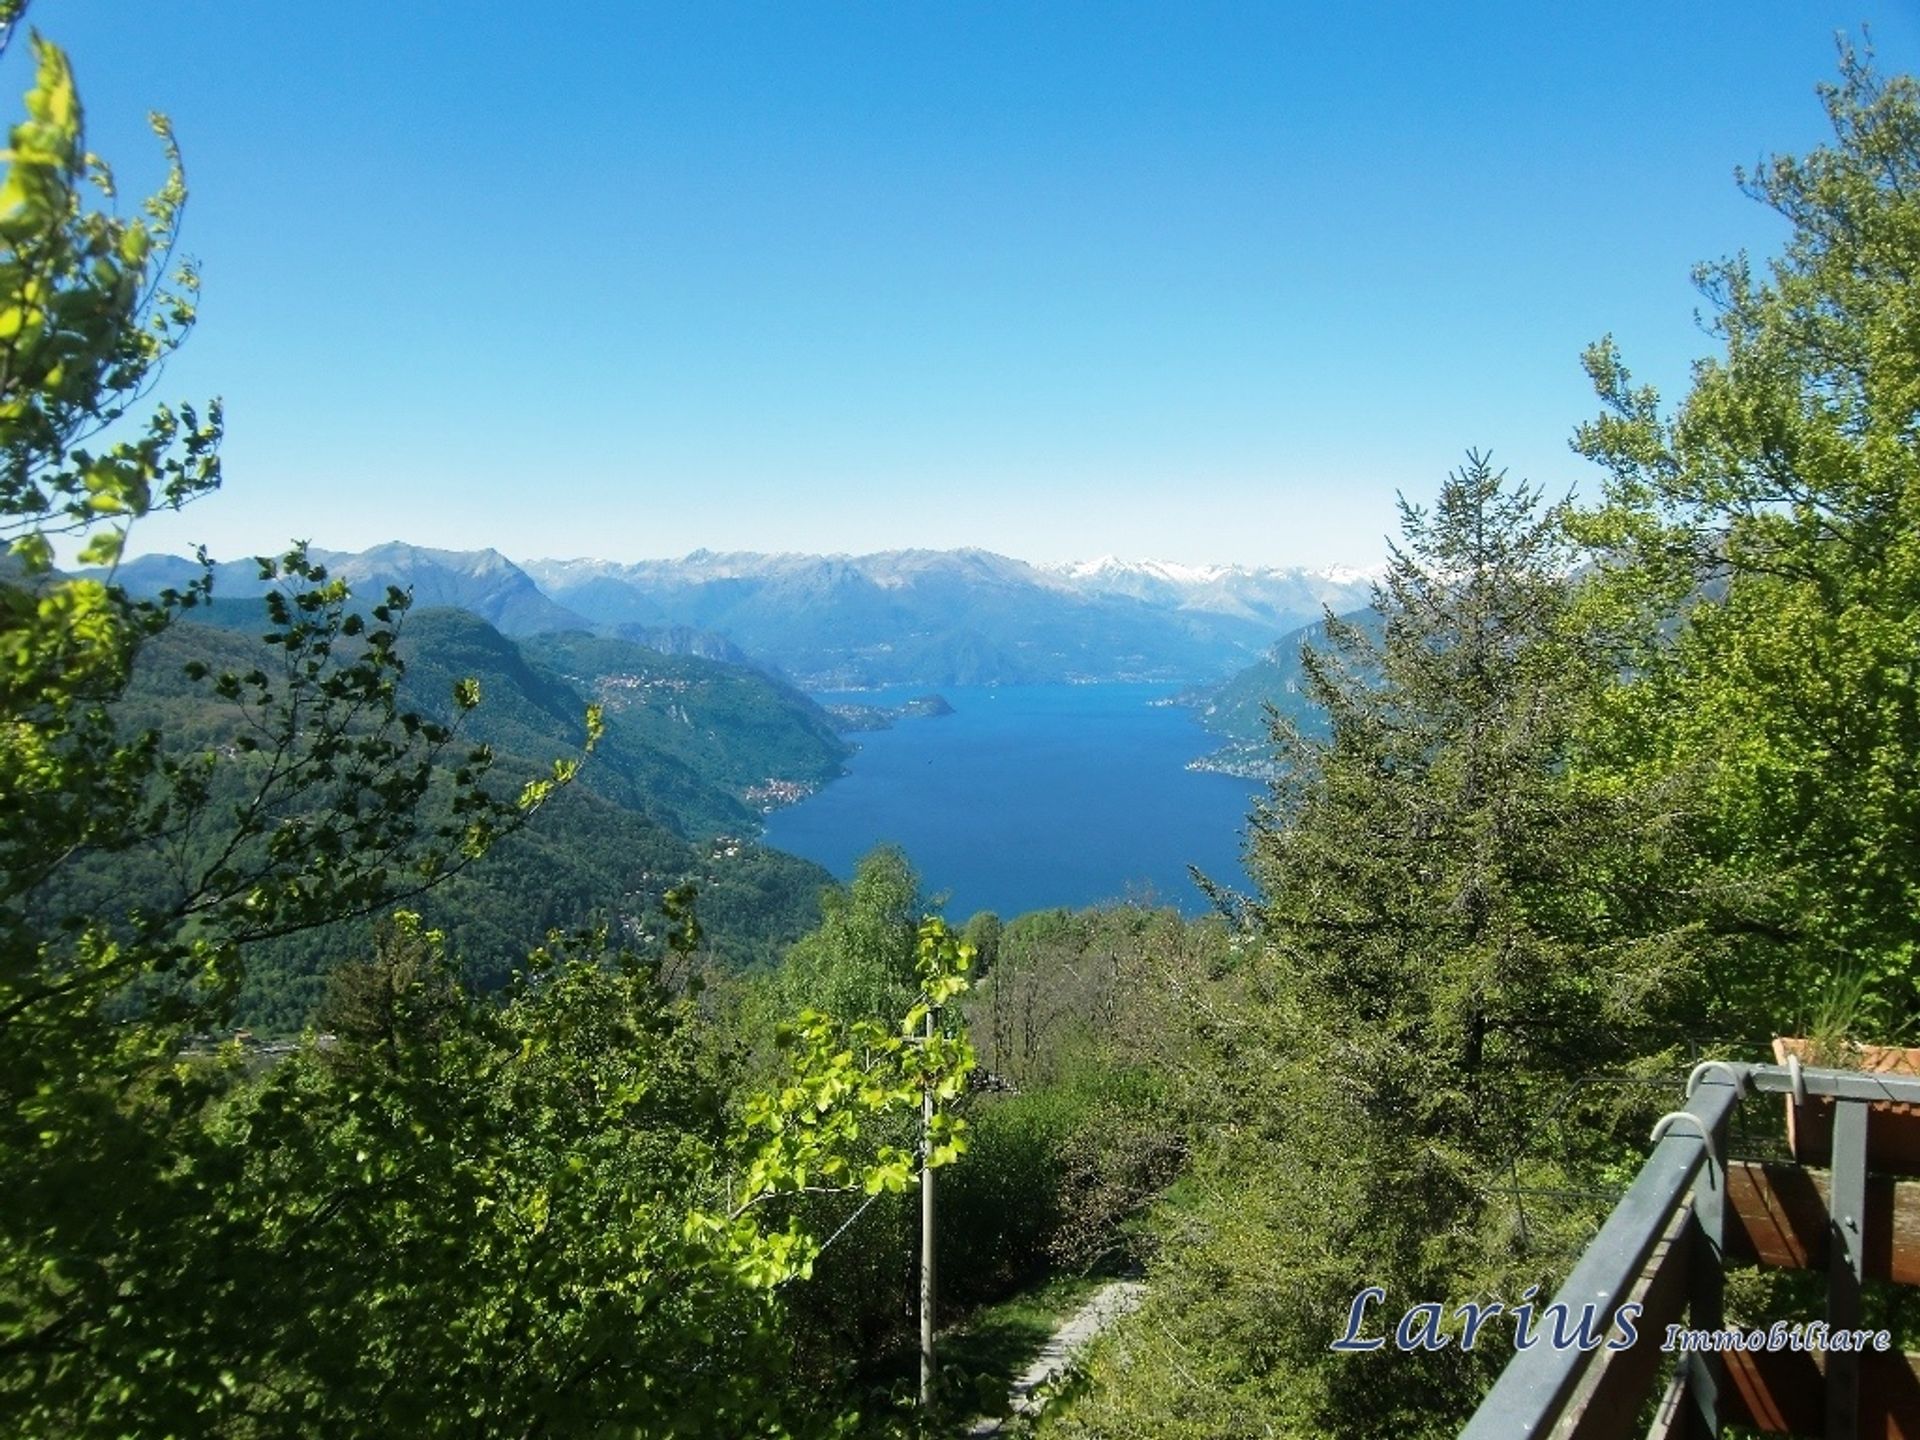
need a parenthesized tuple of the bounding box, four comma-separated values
(391, 608, 734, 838)
(90, 607, 842, 1030)
(520, 630, 849, 809)
(1179, 606, 1383, 773)
(131, 603, 851, 836)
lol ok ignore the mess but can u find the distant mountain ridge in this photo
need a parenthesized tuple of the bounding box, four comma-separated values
(98, 543, 1380, 688)
(521, 547, 1377, 687)
(99, 542, 590, 638)
(1033, 554, 1381, 628)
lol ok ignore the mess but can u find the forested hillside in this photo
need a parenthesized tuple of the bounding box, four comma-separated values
(75, 606, 848, 1029)
(521, 628, 848, 807)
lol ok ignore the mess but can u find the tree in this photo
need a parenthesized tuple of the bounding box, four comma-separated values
(1253, 454, 1689, 1109)
(0, 26, 982, 1434)
(960, 909, 1001, 977)
(1574, 43, 1920, 1038)
(1048, 457, 1690, 1438)
(50, 911, 973, 1439)
(950, 905, 1196, 1284)
(0, 24, 605, 1427)
(776, 845, 926, 1023)
(754, 847, 944, 1389)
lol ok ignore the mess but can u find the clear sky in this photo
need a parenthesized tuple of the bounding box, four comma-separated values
(18, 2, 1920, 568)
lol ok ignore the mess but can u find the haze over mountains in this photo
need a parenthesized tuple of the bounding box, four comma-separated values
(101, 543, 1378, 688)
(105, 543, 591, 637)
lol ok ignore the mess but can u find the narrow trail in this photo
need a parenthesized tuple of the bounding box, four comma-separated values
(965, 1280, 1146, 1437)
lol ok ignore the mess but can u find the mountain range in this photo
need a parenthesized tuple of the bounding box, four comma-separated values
(102, 544, 591, 638)
(97, 543, 1378, 688)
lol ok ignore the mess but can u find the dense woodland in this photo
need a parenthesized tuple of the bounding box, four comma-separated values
(5, 9, 1920, 1438)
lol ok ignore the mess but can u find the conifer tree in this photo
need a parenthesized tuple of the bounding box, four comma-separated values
(1253, 455, 1683, 1426)
(1253, 453, 1680, 1138)
(1050, 458, 1690, 1438)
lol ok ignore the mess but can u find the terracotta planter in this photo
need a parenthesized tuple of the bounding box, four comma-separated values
(1773, 1037, 1920, 1175)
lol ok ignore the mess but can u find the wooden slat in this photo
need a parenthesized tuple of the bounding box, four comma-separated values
(1552, 1214, 1692, 1440)
(1726, 1161, 1920, 1284)
(1725, 1347, 1819, 1435)
(1721, 1349, 1920, 1437)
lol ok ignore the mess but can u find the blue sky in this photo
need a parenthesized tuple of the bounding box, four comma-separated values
(19, 2, 1920, 568)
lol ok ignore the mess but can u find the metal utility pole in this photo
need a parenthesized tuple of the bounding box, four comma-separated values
(919, 1003, 937, 1410)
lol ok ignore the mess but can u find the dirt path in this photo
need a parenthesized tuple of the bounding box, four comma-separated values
(965, 1280, 1146, 1436)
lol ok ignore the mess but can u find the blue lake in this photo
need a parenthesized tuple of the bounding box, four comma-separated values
(762, 684, 1264, 919)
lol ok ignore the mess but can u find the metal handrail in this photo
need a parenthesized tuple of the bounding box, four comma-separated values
(1460, 1060, 1920, 1438)
(1458, 1075, 1739, 1439)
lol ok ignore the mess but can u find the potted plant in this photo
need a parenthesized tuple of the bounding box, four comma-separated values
(1772, 1036, 1920, 1173)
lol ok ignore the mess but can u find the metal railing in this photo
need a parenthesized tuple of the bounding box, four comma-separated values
(1460, 1059, 1920, 1440)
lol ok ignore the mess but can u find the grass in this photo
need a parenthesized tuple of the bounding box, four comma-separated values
(936, 1273, 1107, 1426)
